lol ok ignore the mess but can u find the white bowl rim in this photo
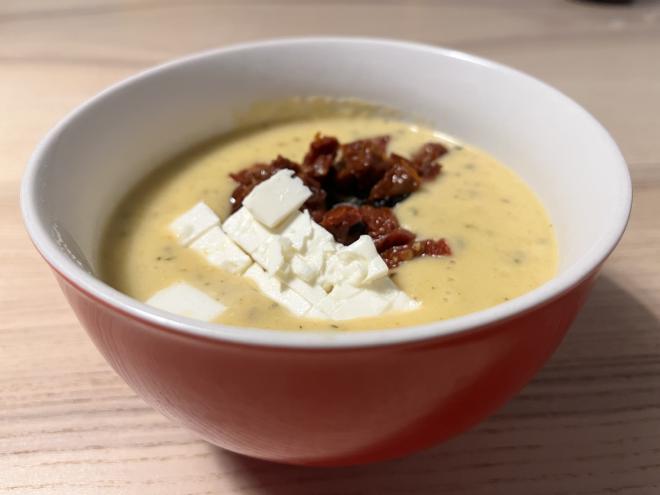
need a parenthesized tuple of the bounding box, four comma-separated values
(21, 36, 632, 350)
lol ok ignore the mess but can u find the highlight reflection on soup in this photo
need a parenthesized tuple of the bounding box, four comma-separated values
(101, 115, 557, 331)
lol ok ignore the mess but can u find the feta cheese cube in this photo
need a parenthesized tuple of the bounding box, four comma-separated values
(146, 282, 226, 321)
(169, 202, 220, 246)
(309, 220, 335, 246)
(314, 277, 420, 320)
(290, 254, 317, 283)
(287, 277, 328, 305)
(222, 207, 271, 254)
(323, 255, 368, 287)
(342, 235, 389, 283)
(300, 235, 336, 282)
(316, 283, 392, 321)
(252, 236, 288, 274)
(190, 226, 252, 274)
(320, 235, 389, 288)
(244, 264, 311, 316)
(305, 305, 330, 320)
(362, 278, 420, 311)
(278, 210, 314, 251)
(243, 169, 312, 228)
(224, 207, 294, 275)
(391, 291, 422, 312)
(292, 221, 336, 286)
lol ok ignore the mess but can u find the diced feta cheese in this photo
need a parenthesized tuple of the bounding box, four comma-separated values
(391, 291, 422, 312)
(316, 283, 392, 321)
(342, 235, 389, 283)
(222, 207, 271, 255)
(224, 207, 294, 275)
(305, 305, 330, 320)
(169, 202, 220, 246)
(297, 223, 337, 284)
(243, 169, 312, 228)
(362, 275, 397, 292)
(361, 278, 420, 311)
(190, 226, 252, 274)
(290, 254, 317, 283)
(174, 193, 418, 320)
(304, 248, 329, 278)
(244, 264, 311, 316)
(320, 235, 389, 288)
(277, 210, 314, 251)
(314, 277, 420, 320)
(310, 220, 335, 246)
(146, 282, 226, 321)
(323, 255, 368, 287)
(252, 236, 288, 274)
(287, 277, 328, 305)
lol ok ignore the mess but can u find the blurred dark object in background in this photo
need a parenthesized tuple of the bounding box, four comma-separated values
(575, 0, 634, 3)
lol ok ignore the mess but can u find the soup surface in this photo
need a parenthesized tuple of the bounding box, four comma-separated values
(101, 116, 557, 331)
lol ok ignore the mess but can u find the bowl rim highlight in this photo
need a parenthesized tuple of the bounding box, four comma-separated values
(20, 37, 632, 350)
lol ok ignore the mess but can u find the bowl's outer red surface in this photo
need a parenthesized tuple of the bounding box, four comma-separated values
(56, 269, 597, 466)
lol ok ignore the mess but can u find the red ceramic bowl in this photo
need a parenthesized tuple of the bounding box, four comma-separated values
(21, 38, 631, 466)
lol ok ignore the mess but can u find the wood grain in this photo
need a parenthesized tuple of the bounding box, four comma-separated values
(2, 1, 660, 493)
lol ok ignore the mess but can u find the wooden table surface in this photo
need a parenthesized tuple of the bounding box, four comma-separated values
(2, 1, 660, 493)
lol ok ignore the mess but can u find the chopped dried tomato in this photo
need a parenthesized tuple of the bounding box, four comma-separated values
(299, 175, 327, 221)
(368, 154, 421, 204)
(373, 228, 416, 252)
(270, 155, 301, 174)
(334, 136, 391, 196)
(359, 205, 400, 237)
(302, 133, 339, 181)
(380, 245, 416, 269)
(415, 238, 452, 257)
(411, 142, 447, 180)
(320, 204, 366, 245)
(229, 163, 272, 185)
(381, 238, 451, 268)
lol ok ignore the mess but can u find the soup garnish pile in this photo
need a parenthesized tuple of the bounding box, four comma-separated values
(229, 133, 452, 269)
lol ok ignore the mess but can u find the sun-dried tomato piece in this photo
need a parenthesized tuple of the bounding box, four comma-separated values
(320, 204, 366, 245)
(373, 228, 416, 252)
(415, 238, 452, 257)
(300, 175, 328, 222)
(380, 245, 416, 269)
(359, 205, 399, 237)
(230, 156, 300, 184)
(270, 155, 301, 174)
(417, 161, 441, 181)
(334, 136, 391, 196)
(302, 133, 339, 181)
(412, 142, 447, 164)
(380, 238, 451, 268)
(229, 163, 272, 185)
(411, 142, 447, 180)
(345, 135, 389, 156)
(368, 154, 421, 204)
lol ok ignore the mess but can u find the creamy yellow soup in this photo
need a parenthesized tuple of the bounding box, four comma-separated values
(100, 116, 557, 331)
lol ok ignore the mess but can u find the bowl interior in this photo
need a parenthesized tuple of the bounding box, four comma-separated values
(22, 38, 631, 345)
